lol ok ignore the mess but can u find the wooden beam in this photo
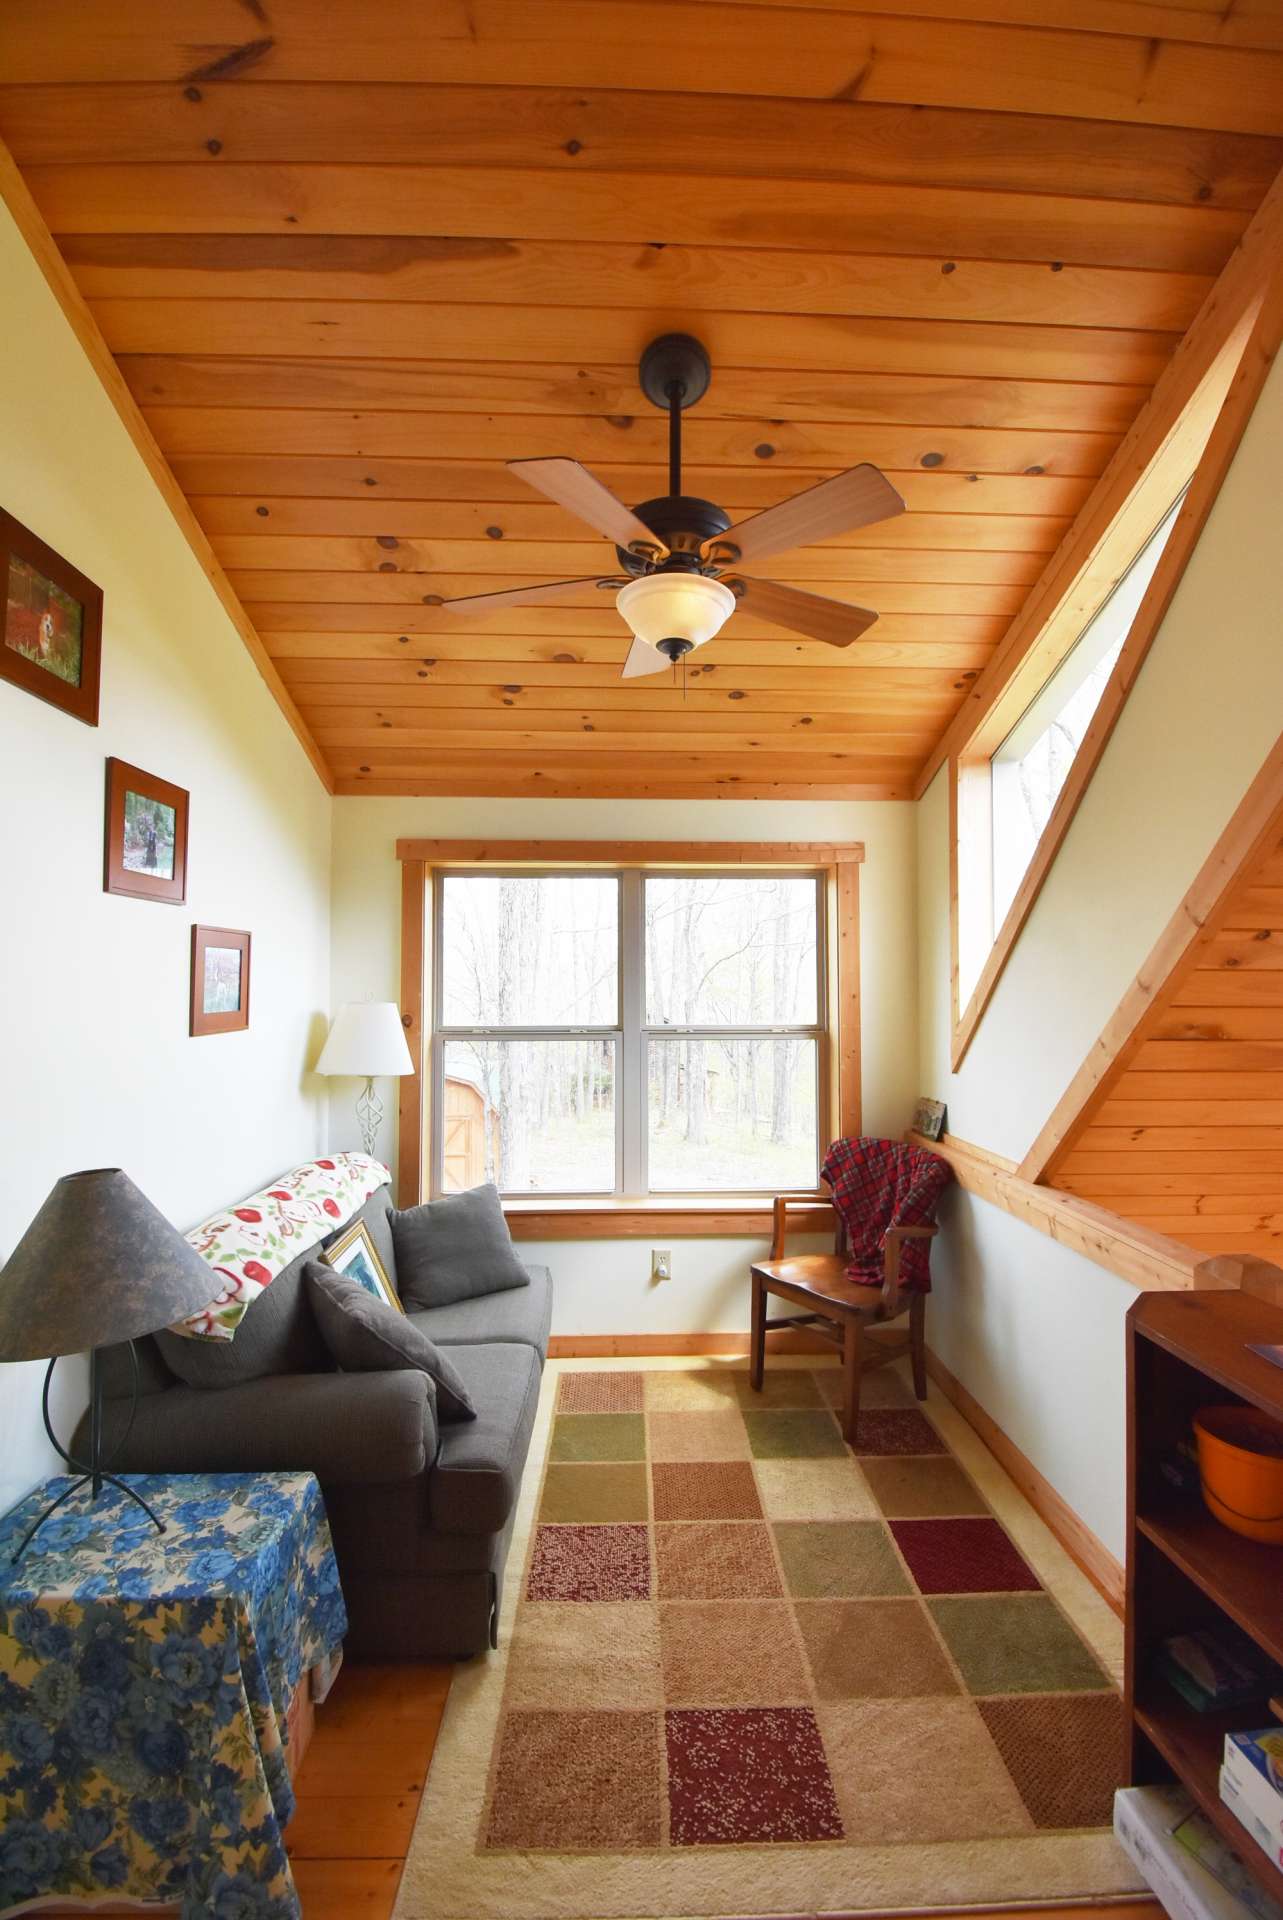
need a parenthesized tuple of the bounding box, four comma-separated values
(0, 135, 332, 794)
(4, 3, 1281, 132)
(910, 1130, 1208, 1293)
(395, 838, 864, 865)
(1019, 737, 1283, 1184)
(6, 84, 1278, 198)
(951, 259, 1283, 1070)
(915, 163, 1283, 799)
(24, 162, 1246, 277)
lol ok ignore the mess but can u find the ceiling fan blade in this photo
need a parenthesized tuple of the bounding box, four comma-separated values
(727, 577, 879, 648)
(434, 577, 625, 617)
(705, 464, 905, 567)
(621, 637, 670, 680)
(509, 457, 668, 556)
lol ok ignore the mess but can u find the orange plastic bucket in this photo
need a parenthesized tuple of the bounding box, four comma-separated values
(1194, 1404, 1283, 1546)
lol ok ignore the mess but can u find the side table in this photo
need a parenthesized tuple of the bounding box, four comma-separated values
(0, 1470, 346, 1918)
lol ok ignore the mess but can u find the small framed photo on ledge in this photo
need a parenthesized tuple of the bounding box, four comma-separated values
(913, 1097, 947, 1141)
(322, 1220, 403, 1314)
(190, 926, 251, 1037)
(104, 758, 189, 904)
(0, 508, 103, 726)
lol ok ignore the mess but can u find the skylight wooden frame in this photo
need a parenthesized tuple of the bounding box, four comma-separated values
(940, 173, 1283, 1071)
(396, 839, 863, 1226)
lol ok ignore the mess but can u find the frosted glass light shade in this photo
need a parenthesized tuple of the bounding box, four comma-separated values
(616, 572, 736, 652)
(316, 1001, 414, 1077)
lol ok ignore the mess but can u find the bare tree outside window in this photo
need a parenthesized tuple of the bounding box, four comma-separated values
(433, 869, 824, 1196)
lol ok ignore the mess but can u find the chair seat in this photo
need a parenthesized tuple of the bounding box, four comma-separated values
(750, 1254, 896, 1320)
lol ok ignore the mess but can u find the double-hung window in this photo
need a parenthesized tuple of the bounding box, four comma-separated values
(423, 855, 845, 1202)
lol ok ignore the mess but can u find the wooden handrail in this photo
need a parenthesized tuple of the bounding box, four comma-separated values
(907, 1130, 1217, 1294)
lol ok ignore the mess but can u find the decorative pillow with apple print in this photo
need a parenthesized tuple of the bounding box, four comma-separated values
(168, 1153, 392, 1341)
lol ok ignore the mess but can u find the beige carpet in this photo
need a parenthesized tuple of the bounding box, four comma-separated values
(393, 1359, 1142, 1919)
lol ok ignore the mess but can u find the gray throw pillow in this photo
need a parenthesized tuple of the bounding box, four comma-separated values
(304, 1261, 475, 1422)
(389, 1183, 530, 1309)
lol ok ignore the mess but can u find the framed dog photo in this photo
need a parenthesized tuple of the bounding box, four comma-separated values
(104, 758, 189, 904)
(0, 509, 103, 726)
(322, 1219, 403, 1314)
(190, 926, 251, 1037)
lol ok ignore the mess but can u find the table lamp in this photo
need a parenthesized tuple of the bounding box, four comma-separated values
(0, 1168, 221, 1560)
(315, 1000, 414, 1158)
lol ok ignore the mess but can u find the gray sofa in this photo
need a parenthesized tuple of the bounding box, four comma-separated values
(79, 1185, 550, 1661)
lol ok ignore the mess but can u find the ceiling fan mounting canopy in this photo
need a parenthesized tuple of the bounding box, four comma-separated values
(638, 331, 712, 412)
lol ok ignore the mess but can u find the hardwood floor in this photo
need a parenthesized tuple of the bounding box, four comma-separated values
(69, 1658, 1167, 1918)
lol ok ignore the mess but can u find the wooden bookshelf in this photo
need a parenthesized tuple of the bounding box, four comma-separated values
(1127, 1289, 1283, 1904)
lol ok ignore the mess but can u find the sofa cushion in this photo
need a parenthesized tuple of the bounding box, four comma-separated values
(305, 1261, 475, 1422)
(427, 1340, 541, 1536)
(155, 1247, 330, 1389)
(410, 1264, 551, 1356)
(391, 1183, 530, 1309)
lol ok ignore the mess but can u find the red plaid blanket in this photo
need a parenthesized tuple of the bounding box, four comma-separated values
(820, 1136, 953, 1293)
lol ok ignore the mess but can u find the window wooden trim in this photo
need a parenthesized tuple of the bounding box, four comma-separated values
(397, 840, 862, 1215)
(947, 253, 1283, 1070)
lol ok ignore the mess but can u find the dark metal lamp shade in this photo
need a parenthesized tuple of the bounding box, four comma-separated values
(0, 1168, 218, 1361)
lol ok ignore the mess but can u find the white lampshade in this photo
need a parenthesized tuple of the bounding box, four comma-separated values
(316, 1001, 414, 1078)
(616, 572, 736, 652)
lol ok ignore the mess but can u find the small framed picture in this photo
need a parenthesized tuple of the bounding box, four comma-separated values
(322, 1220, 403, 1314)
(913, 1097, 947, 1142)
(0, 509, 103, 726)
(104, 758, 189, 904)
(191, 926, 251, 1037)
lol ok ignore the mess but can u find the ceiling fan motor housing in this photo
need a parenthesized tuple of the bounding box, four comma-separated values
(615, 495, 732, 574)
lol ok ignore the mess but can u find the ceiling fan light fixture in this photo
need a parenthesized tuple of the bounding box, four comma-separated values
(615, 572, 737, 657)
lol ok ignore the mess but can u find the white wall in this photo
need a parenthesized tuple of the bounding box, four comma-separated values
(0, 201, 333, 1514)
(331, 795, 917, 1334)
(917, 349, 1283, 1561)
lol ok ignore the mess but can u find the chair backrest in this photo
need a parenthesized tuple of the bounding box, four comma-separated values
(820, 1137, 952, 1291)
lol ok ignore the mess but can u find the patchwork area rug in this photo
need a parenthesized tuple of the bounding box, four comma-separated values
(394, 1361, 1142, 1919)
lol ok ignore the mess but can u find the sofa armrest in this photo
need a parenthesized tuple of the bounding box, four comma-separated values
(87, 1371, 437, 1487)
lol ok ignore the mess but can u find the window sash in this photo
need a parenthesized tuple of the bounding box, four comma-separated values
(429, 866, 827, 1198)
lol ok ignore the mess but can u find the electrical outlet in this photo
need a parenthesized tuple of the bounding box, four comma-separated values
(651, 1249, 672, 1283)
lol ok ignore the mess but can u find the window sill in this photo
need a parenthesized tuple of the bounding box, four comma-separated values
(501, 1195, 833, 1239)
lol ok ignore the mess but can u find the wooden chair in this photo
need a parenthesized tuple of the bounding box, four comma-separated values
(749, 1193, 939, 1445)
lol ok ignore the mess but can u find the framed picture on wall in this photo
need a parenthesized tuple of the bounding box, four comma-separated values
(0, 508, 103, 726)
(104, 758, 189, 904)
(912, 1097, 947, 1141)
(190, 926, 251, 1037)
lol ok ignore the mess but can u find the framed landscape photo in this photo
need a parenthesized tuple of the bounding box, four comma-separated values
(190, 926, 251, 1037)
(322, 1219, 403, 1314)
(104, 758, 189, 904)
(0, 509, 103, 726)
(912, 1096, 947, 1142)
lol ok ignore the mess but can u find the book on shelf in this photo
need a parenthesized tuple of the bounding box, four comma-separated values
(1223, 1730, 1283, 1868)
(1115, 1785, 1283, 1920)
(1222, 1767, 1283, 1874)
(1158, 1628, 1273, 1714)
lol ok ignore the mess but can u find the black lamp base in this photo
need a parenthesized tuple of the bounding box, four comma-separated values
(10, 1344, 167, 1563)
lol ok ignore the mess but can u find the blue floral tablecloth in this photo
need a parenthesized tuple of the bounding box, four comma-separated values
(0, 1470, 346, 1918)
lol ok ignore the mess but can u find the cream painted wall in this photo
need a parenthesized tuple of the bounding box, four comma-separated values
(916, 350, 1283, 1561)
(0, 202, 333, 1514)
(330, 796, 917, 1335)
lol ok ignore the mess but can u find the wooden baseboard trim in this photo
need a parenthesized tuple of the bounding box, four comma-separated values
(926, 1348, 1124, 1617)
(548, 1330, 831, 1358)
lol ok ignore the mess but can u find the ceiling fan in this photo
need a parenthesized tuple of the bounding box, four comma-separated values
(433, 334, 907, 679)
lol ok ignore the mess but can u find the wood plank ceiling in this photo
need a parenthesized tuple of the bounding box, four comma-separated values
(2, 0, 1282, 799)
